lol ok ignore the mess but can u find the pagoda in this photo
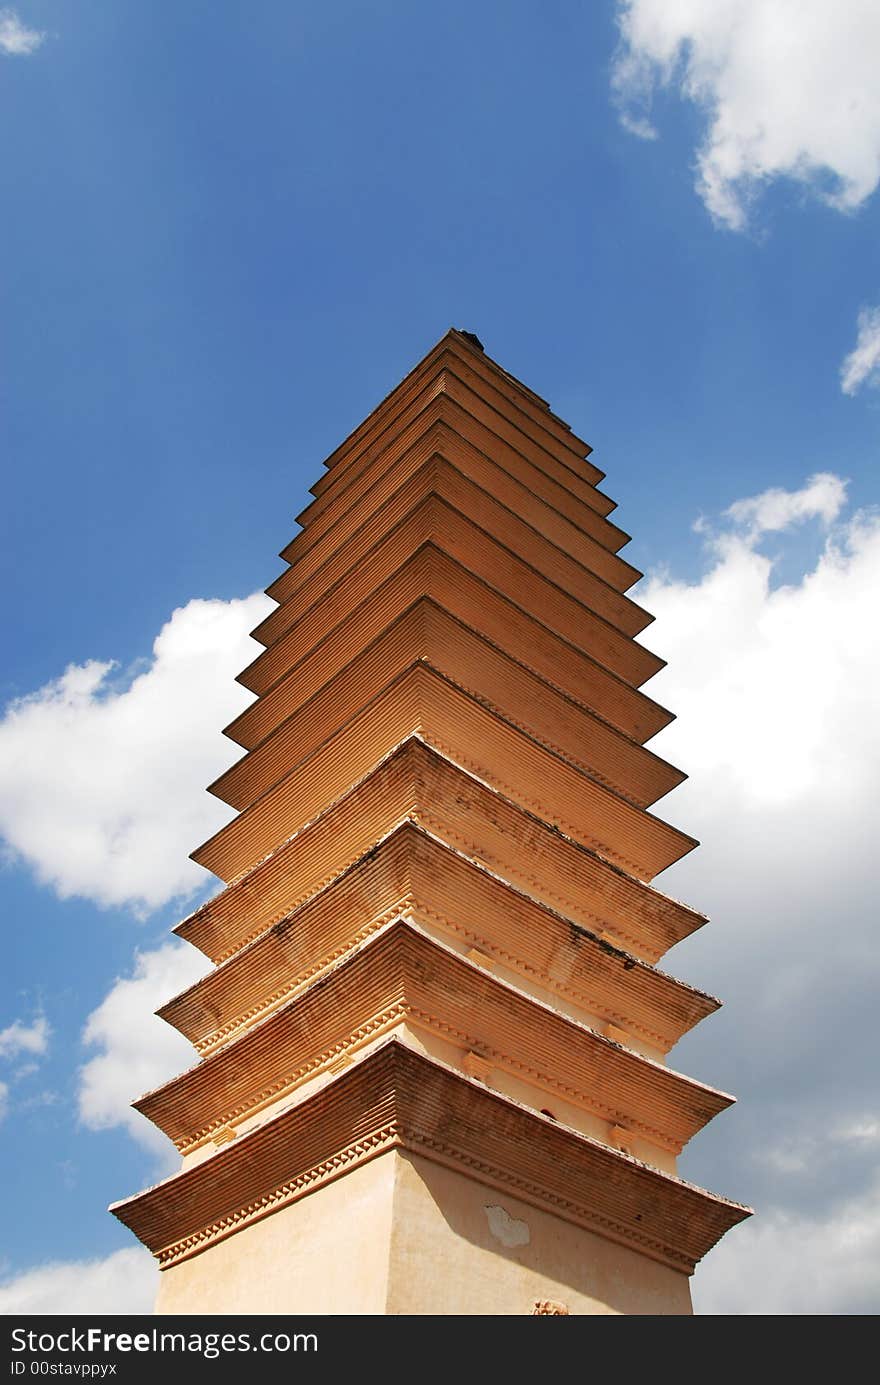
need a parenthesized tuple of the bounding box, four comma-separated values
(112, 329, 750, 1315)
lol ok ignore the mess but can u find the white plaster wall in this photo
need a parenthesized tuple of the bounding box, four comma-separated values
(386, 1152, 693, 1316)
(155, 1152, 396, 1315)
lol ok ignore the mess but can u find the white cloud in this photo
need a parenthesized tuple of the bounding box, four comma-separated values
(0, 1248, 157, 1315)
(79, 941, 209, 1157)
(641, 472, 880, 1313)
(723, 471, 847, 538)
(695, 1175, 880, 1315)
(0, 8, 44, 55)
(0, 593, 271, 914)
(0, 1014, 49, 1060)
(643, 476, 880, 807)
(841, 305, 880, 395)
(612, 1, 880, 229)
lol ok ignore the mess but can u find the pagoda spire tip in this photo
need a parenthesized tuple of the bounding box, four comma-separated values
(455, 327, 484, 352)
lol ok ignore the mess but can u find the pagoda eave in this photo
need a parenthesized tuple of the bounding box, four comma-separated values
(274, 452, 648, 632)
(214, 606, 685, 813)
(112, 1040, 750, 1276)
(243, 545, 670, 746)
(190, 664, 697, 885)
(138, 919, 733, 1162)
(256, 507, 665, 700)
(179, 737, 706, 966)
(163, 821, 719, 1058)
(294, 398, 632, 571)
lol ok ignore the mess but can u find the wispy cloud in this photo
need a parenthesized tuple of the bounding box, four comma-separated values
(0, 1013, 51, 1125)
(0, 1014, 50, 1060)
(612, 1, 880, 230)
(0, 8, 45, 56)
(618, 110, 657, 142)
(841, 305, 880, 395)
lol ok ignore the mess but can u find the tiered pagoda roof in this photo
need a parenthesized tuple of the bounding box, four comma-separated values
(112, 330, 750, 1298)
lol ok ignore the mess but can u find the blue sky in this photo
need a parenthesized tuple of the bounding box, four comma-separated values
(1, 2, 879, 1315)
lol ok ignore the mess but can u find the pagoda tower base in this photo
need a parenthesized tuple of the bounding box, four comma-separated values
(156, 1147, 692, 1317)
